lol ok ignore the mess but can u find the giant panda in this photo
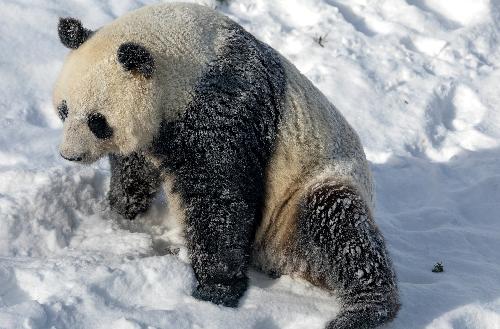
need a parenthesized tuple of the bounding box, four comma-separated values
(53, 3, 399, 328)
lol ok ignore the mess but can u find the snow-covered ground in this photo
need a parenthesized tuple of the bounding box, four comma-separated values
(1, 0, 500, 328)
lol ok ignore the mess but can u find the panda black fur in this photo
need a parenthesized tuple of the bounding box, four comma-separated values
(54, 3, 399, 329)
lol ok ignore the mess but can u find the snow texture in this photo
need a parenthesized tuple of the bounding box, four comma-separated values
(0, 0, 499, 328)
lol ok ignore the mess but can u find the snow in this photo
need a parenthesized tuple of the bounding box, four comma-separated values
(1, 0, 500, 328)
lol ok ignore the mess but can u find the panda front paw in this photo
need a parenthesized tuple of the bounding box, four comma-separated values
(192, 278, 248, 308)
(108, 192, 148, 220)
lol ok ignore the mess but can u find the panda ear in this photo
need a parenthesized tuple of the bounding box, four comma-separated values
(117, 42, 155, 78)
(58, 17, 93, 49)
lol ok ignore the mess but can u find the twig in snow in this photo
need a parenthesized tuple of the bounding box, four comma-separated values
(314, 33, 329, 48)
(432, 262, 444, 273)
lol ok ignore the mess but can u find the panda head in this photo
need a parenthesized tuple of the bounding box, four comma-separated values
(53, 17, 161, 163)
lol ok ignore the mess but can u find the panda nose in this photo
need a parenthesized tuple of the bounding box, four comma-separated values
(60, 152, 83, 162)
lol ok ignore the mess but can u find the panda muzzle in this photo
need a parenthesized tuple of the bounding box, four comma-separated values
(60, 152, 83, 162)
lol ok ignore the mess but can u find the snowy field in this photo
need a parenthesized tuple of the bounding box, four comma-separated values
(1, 0, 500, 328)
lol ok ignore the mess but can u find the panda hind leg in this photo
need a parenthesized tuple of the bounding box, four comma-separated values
(108, 152, 162, 220)
(296, 180, 400, 329)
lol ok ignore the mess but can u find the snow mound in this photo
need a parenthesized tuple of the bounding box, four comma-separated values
(407, 0, 490, 27)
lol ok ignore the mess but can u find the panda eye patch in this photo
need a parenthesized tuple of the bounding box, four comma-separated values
(57, 100, 68, 122)
(87, 112, 113, 139)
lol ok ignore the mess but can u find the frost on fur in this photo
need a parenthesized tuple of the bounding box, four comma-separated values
(58, 17, 93, 49)
(298, 182, 400, 329)
(108, 152, 161, 220)
(117, 42, 155, 78)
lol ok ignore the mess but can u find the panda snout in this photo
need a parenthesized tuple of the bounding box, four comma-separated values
(60, 152, 83, 162)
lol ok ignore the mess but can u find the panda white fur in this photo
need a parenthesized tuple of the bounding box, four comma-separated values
(53, 3, 399, 329)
